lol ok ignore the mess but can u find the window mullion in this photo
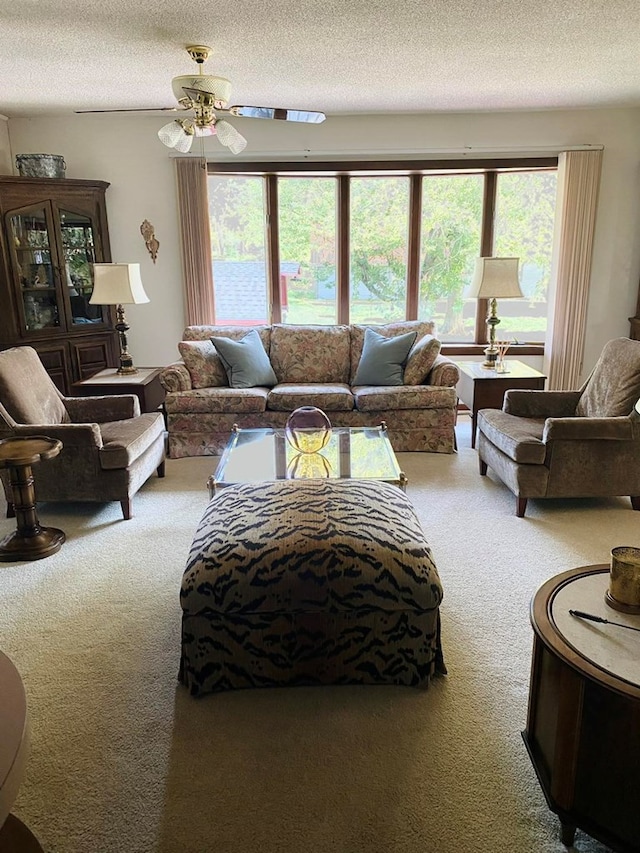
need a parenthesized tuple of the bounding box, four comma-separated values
(337, 175, 350, 325)
(476, 171, 497, 343)
(265, 175, 281, 323)
(406, 174, 422, 320)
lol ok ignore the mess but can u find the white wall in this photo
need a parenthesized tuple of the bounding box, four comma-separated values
(0, 117, 11, 174)
(8, 107, 640, 379)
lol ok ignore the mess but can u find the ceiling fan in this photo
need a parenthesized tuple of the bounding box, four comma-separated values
(77, 45, 326, 155)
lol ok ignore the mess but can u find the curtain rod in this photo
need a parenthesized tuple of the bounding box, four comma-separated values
(170, 143, 603, 160)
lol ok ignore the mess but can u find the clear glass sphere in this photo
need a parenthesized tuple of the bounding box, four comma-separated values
(285, 406, 332, 454)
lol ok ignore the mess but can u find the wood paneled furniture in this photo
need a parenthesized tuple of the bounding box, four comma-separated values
(0, 176, 117, 395)
(0, 650, 44, 852)
(0, 436, 65, 561)
(523, 565, 640, 851)
(72, 367, 166, 415)
(454, 359, 547, 448)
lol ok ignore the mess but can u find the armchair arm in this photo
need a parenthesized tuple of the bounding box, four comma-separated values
(160, 362, 192, 393)
(64, 394, 140, 423)
(2, 422, 103, 449)
(426, 355, 460, 388)
(543, 416, 633, 442)
(504, 390, 582, 418)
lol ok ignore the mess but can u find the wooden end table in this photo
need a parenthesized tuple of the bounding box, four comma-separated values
(454, 359, 547, 448)
(71, 367, 166, 415)
(0, 650, 44, 852)
(523, 565, 640, 851)
(0, 437, 65, 561)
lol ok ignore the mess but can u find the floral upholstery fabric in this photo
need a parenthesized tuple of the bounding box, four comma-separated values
(404, 334, 442, 385)
(184, 324, 272, 352)
(180, 479, 445, 696)
(270, 324, 351, 384)
(428, 356, 460, 388)
(165, 387, 268, 415)
(161, 322, 458, 458)
(267, 383, 354, 412)
(158, 363, 192, 393)
(178, 340, 228, 389)
(353, 384, 456, 412)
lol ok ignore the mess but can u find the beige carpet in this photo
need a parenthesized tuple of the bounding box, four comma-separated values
(0, 417, 631, 853)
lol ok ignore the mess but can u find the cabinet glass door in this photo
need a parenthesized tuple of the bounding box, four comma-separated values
(8, 206, 62, 332)
(59, 208, 106, 326)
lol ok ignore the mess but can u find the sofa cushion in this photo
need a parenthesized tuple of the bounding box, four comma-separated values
(98, 412, 165, 470)
(349, 320, 436, 383)
(178, 340, 228, 389)
(270, 324, 351, 384)
(404, 334, 442, 385)
(165, 387, 269, 415)
(211, 330, 277, 389)
(184, 324, 272, 353)
(353, 328, 416, 386)
(477, 409, 546, 464)
(267, 384, 355, 412)
(354, 384, 455, 412)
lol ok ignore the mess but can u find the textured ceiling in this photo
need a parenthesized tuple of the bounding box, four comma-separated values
(1, 0, 639, 118)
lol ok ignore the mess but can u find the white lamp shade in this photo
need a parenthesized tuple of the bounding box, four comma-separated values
(90, 263, 149, 305)
(468, 257, 523, 299)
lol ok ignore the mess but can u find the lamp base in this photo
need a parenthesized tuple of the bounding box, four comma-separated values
(482, 346, 499, 369)
(116, 365, 139, 376)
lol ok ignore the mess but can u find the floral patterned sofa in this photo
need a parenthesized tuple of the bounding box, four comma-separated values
(159, 321, 460, 458)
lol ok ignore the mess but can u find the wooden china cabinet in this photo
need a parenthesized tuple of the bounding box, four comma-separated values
(0, 176, 117, 394)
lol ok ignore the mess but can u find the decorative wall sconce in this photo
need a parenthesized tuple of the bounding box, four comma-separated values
(140, 219, 160, 264)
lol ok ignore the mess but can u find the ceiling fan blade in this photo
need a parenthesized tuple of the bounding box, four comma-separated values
(229, 105, 325, 123)
(215, 120, 247, 155)
(76, 107, 179, 114)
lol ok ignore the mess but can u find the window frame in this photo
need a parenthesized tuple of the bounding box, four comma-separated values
(207, 157, 557, 355)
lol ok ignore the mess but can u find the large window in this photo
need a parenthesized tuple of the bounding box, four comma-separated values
(207, 160, 557, 344)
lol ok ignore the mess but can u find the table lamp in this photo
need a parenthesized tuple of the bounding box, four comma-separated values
(468, 257, 522, 368)
(90, 263, 149, 374)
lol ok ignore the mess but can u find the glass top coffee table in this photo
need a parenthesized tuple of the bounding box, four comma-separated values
(208, 422, 407, 497)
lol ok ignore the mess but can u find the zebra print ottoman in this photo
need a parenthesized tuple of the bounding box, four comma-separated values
(179, 478, 445, 696)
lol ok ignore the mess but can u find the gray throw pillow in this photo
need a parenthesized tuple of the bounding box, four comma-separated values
(353, 328, 417, 386)
(211, 329, 277, 388)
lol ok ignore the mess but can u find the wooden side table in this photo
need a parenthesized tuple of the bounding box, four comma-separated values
(0, 650, 44, 852)
(454, 359, 547, 447)
(523, 565, 640, 851)
(71, 367, 166, 415)
(0, 437, 65, 561)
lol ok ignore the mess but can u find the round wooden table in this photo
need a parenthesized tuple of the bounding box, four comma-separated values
(523, 565, 640, 851)
(0, 651, 44, 852)
(0, 436, 65, 561)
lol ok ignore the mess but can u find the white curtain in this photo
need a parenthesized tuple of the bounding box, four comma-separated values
(175, 158, 215, 325)
(546, 149, 603, 389)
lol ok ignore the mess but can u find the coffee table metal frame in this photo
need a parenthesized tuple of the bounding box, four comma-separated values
(209, 422, 406, 498)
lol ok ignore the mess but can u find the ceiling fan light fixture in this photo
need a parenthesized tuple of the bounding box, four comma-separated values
(215, 119, 247, 154)
(158, 119, 195, 152)
(194, 125, 216, 137)
(158, 119, 186, 148)
(172, 131, 195, 153)
(171, 74, 232, 108)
